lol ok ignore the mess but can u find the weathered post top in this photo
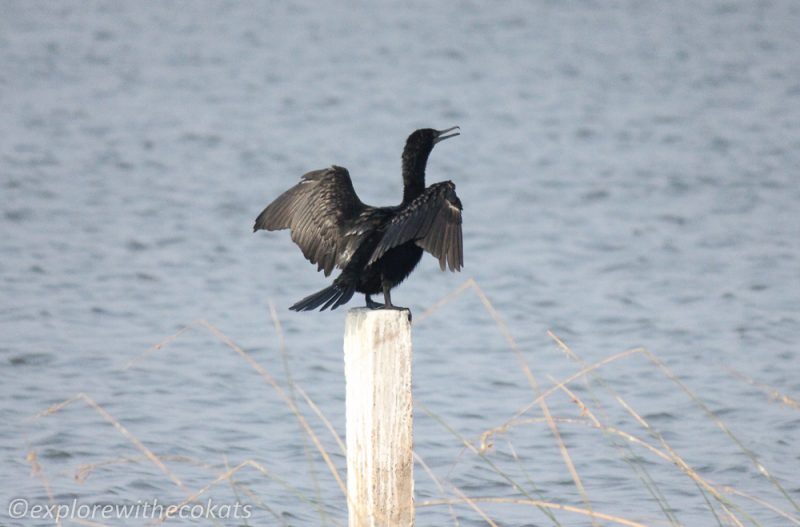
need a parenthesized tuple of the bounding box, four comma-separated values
(344, 308, 414, 527)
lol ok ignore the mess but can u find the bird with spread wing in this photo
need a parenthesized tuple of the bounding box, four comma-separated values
(254, 127, 463, 312)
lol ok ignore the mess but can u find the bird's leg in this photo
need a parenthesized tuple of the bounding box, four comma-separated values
(380, 281, 409, 316)
(365, 294, 382, 309)
(382, 283, 394, 308)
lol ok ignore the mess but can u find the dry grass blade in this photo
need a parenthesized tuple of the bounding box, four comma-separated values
(224, 455, 247, 527)
(416, 277, 476, 322)
(720, 485, 800, 526)
(723, 366, 799, 410)
(126, 319, 347, 499)
(413, 452, 462, 527)
(480, 347, 645, 452)
(615, 398, 749, 527)
(497, 415, 675, 464)
(446, 484, 500, 527)
(30, 392, 188, 493)
(123, 323, 196, 369)
(224, 453, 291, 527)
(295, 384, 346, 455)
(204, 318, 347, 494)
(553, 382, 599, 427)
(550, 332, 754, 526)
(25, 449, 63, 527)
(545, 336, 682, 527)
(127, 318, 364, 523)
(75, 455, 203, 483)
(223, 474, 292, 527)
(153, 459, 325, 526)
(515, 411, 783, 526)
(269, 302, 330, 526)
(73, 454, 219, 478)
(504, 439, 555, 513)
(552, 331, 789, 525)
(73, 452, 301, 523)
(421, 279, 597, 523)
(537, 400, 596, 526)
(148, 459, 267, 525)
(416, 399, 564, 527)
(418, 497, 651, 527)
(642, 349, 799, 514)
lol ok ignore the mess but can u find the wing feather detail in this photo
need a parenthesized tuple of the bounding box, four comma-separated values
(253, 166, 366, 276)
(368, 181, 463, 271)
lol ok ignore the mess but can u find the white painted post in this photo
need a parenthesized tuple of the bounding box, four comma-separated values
(344, 308, 414, 527)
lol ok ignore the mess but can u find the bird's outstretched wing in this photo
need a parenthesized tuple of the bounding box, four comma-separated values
(368, 181, 463, 271)
(254, 166, 366, 276)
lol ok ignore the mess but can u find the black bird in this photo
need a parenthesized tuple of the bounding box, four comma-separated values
(253, 127, 464, 311)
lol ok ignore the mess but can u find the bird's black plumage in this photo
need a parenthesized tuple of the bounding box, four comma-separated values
(254, 127, 463, 311)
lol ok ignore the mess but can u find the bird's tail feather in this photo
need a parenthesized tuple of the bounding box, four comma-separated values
(289, 282, 356, 311)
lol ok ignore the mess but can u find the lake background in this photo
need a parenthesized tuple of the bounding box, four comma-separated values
(1, 1, 798, 525)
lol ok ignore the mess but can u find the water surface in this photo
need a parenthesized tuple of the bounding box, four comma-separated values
(2, 1, 799, 525)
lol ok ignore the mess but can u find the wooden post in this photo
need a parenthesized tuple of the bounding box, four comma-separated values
(344, 308, 414, 527)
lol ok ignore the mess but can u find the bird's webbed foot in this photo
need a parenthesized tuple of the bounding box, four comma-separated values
(365, 295, 383, 309)
(378, 283, 412, 321)
(378, 303, 412, 322)
(377, 303, 409, 311)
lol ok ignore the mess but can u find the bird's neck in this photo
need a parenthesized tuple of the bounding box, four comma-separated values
(401, 150, 430, 205)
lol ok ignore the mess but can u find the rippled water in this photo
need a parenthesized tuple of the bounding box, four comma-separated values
(2, 1, 799, 526)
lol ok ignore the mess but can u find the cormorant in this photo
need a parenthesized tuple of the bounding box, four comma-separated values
(253, 127, 464, 311)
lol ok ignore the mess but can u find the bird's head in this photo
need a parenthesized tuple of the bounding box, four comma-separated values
(402, 126, 460, 171)
(404, 126, 461, 153)
(401, 126, 459, 201)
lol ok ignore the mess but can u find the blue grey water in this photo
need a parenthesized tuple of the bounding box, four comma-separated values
(1, 1, 799, 526)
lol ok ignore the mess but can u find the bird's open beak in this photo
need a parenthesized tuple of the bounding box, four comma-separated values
(433, 126, 460, 144)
